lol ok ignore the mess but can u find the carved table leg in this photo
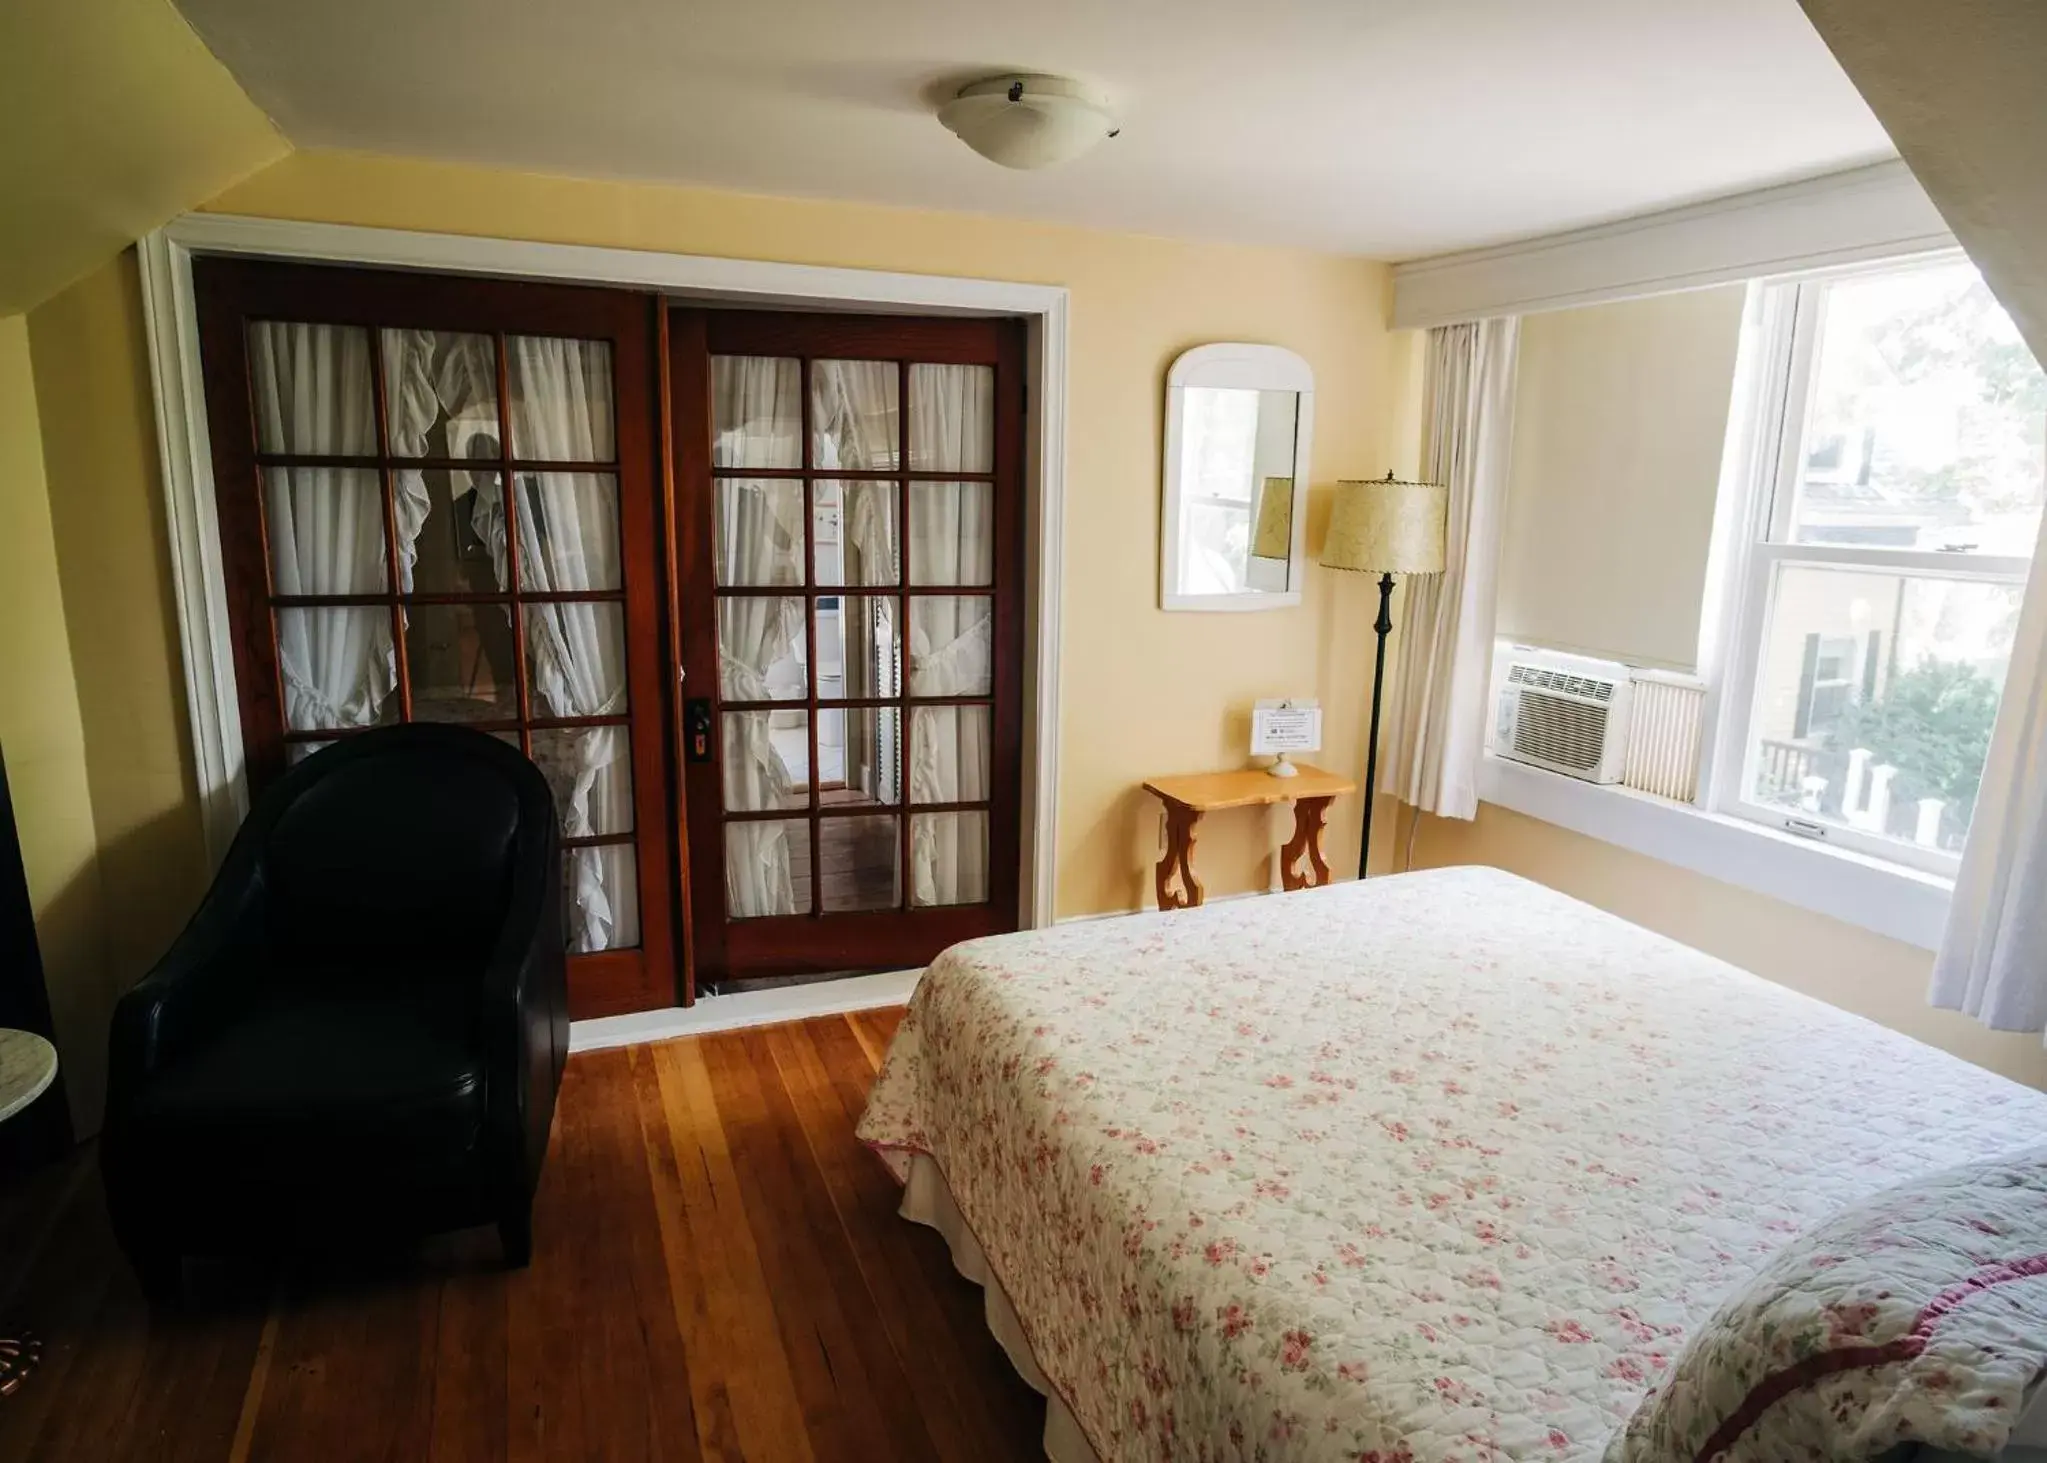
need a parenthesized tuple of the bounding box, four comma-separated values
(1279, 796, 1335, 892)
(1155, 801, 1206, 909)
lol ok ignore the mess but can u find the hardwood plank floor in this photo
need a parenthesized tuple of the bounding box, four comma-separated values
(0, 1009, 1046, 1462)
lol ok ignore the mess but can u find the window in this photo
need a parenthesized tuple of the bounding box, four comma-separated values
(1722, 256, 2045, 873)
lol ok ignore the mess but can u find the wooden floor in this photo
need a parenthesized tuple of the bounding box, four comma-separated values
(0, 1009, 1046, 1462)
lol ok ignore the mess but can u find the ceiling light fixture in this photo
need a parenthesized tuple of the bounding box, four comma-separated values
(938, 74, 1119, 171)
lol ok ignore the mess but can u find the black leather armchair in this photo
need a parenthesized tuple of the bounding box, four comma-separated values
(102, 725, 567, 1294)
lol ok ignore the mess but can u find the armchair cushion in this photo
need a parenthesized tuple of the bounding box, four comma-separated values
(263, 752, 523, 980)
(129, 992, 488, 1178)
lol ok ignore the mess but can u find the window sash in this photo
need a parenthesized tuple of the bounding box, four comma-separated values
(1707, 254, 2034, 879)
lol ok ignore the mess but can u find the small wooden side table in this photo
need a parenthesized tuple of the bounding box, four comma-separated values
(1141, 764, 1356, 910)
(0, 1029, 58, 1398)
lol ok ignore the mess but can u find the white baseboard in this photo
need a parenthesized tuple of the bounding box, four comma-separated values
(567, 968, 923, 1054)
(574, 890, 1284, 1053)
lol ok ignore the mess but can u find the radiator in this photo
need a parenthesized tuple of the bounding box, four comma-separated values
(1623, 672, 1707, 802)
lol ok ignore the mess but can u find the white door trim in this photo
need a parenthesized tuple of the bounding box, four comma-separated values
(137, 212, 1069, 931)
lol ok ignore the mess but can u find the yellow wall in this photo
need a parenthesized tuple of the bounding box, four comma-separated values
(1402, 802, 2047, 1089)
(0, 0, 287, 312)
(28, 257, 214, 992)
(1498, 286, 1746, 670)
(29, 149, 1410, 966)
(0, 315, 114, 1130)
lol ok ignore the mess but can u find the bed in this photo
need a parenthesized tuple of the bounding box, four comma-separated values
(856, 867, 2047, 1463)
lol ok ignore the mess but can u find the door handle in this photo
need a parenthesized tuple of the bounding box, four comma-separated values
(684, 698, 713, 764)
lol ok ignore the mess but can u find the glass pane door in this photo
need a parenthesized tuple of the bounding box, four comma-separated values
(712, 354, 996, 919)
(249, 320, 640, 953)
(673, 310, 1023, 984)
(195, 258, 677, 1017)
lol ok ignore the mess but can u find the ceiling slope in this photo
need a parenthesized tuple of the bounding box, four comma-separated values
(1800, 0, 2047, 365)
(0, 0, 287, 314)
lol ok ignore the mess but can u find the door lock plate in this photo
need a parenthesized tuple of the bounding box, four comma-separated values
(684, 698, 713, 764)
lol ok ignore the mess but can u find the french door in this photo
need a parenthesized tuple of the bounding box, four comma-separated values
(192, 259, 677, 1018)
(668, 310, 1027, 983)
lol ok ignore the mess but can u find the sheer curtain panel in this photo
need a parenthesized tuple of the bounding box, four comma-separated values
(1382, 318, 1521, 822)
(250, 322, 399, 733)
(1930, 507, 2047, 1033)
(715, 357, 807, 919)
(508, 338, 633, 951)
(908, 363, 994, 906)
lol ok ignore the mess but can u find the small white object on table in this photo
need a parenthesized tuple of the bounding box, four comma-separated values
(0, 1027, 58, 1398)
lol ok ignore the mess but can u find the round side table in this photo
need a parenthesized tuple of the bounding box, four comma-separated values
(0, 1029, 58, 1398)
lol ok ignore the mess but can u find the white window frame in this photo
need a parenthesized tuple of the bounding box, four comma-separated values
(1705, 250, 2034, 878)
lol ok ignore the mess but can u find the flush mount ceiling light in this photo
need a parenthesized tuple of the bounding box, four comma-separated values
(938, 74, 1119, 170)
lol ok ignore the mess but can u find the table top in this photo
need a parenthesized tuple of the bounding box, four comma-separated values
(1143, 763, 1356, 812)
(0, 1029, 59, 1126)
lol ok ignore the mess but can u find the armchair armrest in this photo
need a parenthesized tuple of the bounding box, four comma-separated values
(105, 842, 272, 1117)
(477, 816, 567, 1193)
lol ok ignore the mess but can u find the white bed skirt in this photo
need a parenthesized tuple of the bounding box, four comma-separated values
(898, 1154, 1102, 1463)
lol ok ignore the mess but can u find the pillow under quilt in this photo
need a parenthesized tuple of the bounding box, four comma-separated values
(1606, 1146, 2047, 1463)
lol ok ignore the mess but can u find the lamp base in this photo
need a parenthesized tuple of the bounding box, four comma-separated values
(1360, 571, 1397, 880)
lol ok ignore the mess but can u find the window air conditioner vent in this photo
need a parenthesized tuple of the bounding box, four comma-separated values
(1491, 649, 1634, 784)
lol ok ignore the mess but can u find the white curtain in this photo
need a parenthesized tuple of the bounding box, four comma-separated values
(250, 323, 400, 732)
(711, 356, 993, 914)
(715, 357, 807, 917)
(1929, 505, 2047, 1031)
(812, 362, 903, 804)
(906, 364, 994, 905)
(485, 337, 635, 952)
(1382, 318, 1521, 821)
(381, 329, 495, 589)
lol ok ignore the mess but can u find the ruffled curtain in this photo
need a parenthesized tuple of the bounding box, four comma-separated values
(251, 323, 401, 732)
(715, 357, 807, 917)
(906, 363, 994, 905)
(813, 361, 904, 803)
(500, 338, 633, 951)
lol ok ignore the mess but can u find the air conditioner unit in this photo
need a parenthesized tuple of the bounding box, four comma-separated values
(1491, 647, 1634, 784)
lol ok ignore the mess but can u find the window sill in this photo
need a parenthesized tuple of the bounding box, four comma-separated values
(1475, 753, 1952, 950)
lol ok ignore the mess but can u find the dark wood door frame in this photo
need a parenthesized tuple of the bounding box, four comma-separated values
(191, 258, 679, 1019)
(668, 307, 1029, 985)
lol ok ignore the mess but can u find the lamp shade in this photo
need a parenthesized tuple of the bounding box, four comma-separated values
(1321, 475, 1447, 575)
(1250, 476, 1293, 560)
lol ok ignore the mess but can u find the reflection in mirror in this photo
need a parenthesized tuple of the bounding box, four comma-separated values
(1173, 387, 1300, 597)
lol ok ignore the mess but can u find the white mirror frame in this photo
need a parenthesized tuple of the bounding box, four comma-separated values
(1159, 343, 1316, 611)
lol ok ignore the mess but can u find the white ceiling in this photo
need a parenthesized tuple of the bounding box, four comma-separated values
(174, 0, 1897, 260)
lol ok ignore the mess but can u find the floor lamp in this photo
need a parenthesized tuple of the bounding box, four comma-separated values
(1321, 473, 1448, 879)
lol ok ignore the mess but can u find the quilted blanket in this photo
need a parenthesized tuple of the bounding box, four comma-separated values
(856, 867, 2047, 1462)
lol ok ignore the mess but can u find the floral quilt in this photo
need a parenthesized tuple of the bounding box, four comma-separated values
(856, 867, 2047, 1462)
(1606, 1145, 2047, 1463)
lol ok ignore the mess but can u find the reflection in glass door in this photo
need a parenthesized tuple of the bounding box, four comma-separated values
(671, 311, 1025, 984)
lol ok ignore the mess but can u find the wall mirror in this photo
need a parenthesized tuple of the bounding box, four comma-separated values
(1160, 343, 1315, 611)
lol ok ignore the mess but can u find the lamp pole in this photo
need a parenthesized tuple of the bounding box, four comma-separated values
(1360, 571, 1395, 880)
